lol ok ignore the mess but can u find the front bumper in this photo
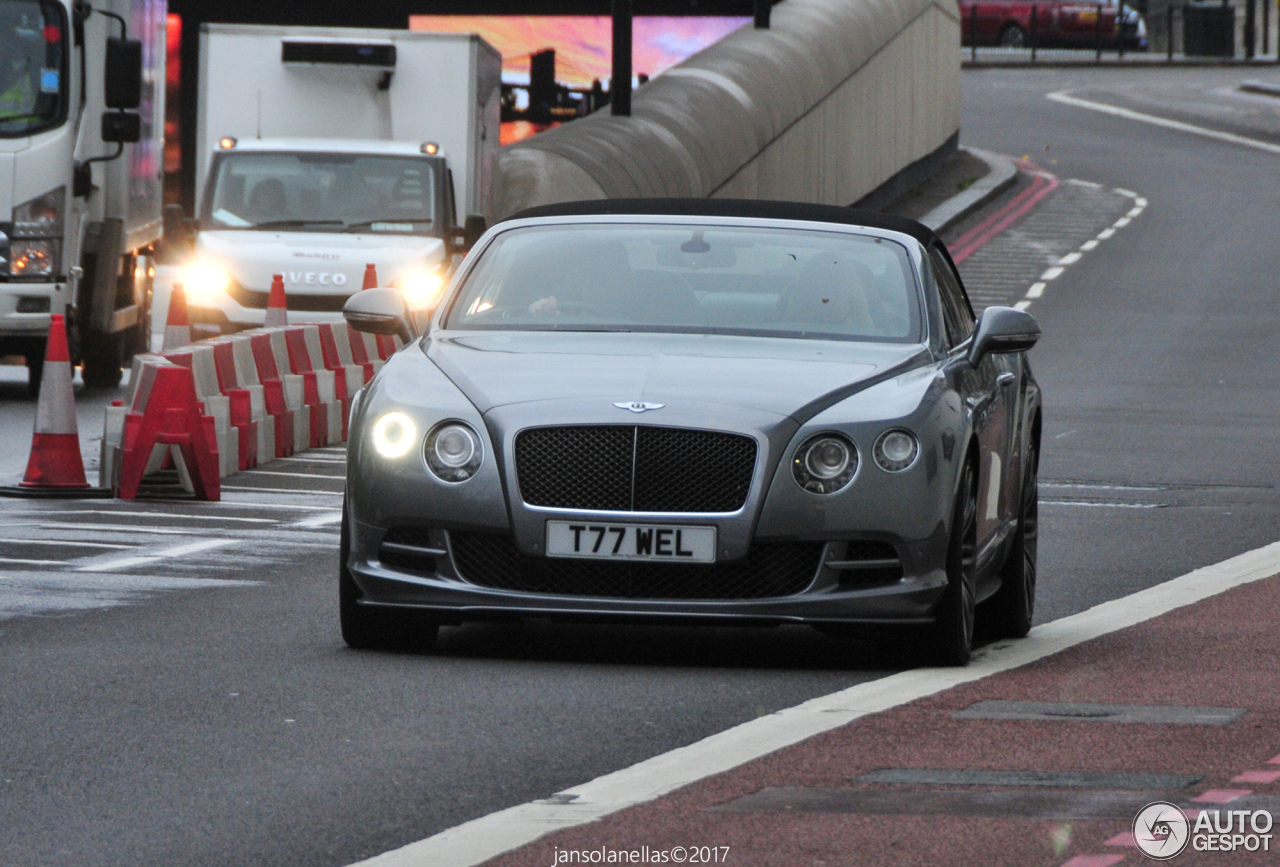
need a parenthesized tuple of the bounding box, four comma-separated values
(0, 281, 67, 337)
(348, 521, 950, 627)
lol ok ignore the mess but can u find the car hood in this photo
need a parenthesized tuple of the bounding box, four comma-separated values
(424, 331, 928, 422)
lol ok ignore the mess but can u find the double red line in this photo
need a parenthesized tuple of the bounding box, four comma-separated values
(949, 160, 1060, 264)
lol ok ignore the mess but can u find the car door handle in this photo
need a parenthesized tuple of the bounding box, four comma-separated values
(967, 391, 996, 414)
(997, 372, 1016, 387)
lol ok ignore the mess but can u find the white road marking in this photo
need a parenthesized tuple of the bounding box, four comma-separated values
(277, 456, 348, 464)
(1080, 239, 1099, 251)
(349, 540, 1280, 867)
(0, 539, 137, 549)
(239, 470, 346, 480)
(1114, 187, 1139, 198)
(1097, 227, 1116, 240)
(78, 538, 239, 573)
(1135, 197, 1148, 208)
(1040, 500, 1164, 509)
(1126, 207, 1144, 219)
(50, 509, 279, 524)
(1114, 216, 1131, 228)
(1066, 178, 1102, 188)
(38, 523, 198, 536)
(0, 557, 63, 566)
(1013, 300, 1032, 311)
(1027, 282, 1046, 298)
(221, 485, 343, 496)
(1041, 482, 1163, 491)
(1048, 90, 1280, 157)
(216, 500, 338, 512)
(289, 512, 344, 529)
(1039, 266, 1065, 281)
(1058, 252, 1082, 265)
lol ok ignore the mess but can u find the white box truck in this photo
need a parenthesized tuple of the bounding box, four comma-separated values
(0, 0, 167, 393)
(174, 24, 500, 333)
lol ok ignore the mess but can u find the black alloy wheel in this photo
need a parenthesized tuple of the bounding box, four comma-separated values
(930, 460, 978, 666)
(339, 499, 440, 652)
(981, 445, 1038, 638)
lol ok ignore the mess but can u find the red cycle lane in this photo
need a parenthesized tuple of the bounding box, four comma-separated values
(485, 573, 1280, 866)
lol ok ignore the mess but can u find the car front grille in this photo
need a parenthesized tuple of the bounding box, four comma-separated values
(515, 426, 757, 513)
(449, 532, 823, 600)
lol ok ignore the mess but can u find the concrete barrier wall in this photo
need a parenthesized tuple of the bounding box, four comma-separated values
(491, 0, 961, 219)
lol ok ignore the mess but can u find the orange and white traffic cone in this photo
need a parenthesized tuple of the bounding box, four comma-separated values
(0, 314, 110, 498)
(264, 273, 288, 328)
(361, 263, 377, 291)
(163, 283, 191, 350)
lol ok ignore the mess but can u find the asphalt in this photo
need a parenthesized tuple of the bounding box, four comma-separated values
(2, 67, 1280, 866)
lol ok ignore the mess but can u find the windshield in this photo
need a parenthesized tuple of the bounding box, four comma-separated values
(445, 223, 923, 343)
(203, 152, 438, 234)
(0, 0, 67, 138)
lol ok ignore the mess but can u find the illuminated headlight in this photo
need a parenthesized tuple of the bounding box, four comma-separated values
(792, 433, 858, 495)
(424, 421, 483, 482)
(10, 239, 61, 278)
(874, 429, 920, 472)
(372, 411, 417, 459)
(184, 263, 233, 305)
(396, 268, 446, 311)
(9, 187, 64, 278)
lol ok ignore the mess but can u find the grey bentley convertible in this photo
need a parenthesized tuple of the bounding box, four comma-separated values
(339, 199, 1042, 665)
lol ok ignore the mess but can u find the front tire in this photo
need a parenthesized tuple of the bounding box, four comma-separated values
(981, 444, 1038, 638)
(929, 460, 978, 666)
(340, 500, 439, 651)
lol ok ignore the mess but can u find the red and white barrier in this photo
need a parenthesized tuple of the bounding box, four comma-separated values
(208, 337, 267, 471)
(284, 325, 343, 446)
(163, 343, 241, 478)
(248, 330, 310, 455)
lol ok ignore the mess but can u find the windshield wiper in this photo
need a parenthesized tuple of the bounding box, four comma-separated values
(251, 219, 345, 230)
(344, 218, 432, 232)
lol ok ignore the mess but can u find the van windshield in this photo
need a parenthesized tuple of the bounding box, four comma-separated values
(0, 0, 68, 138)
(203, 152, 439, 235)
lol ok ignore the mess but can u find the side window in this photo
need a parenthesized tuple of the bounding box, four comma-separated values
(928, 246, 975, 347)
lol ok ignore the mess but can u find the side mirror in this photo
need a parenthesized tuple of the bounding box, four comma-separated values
(343, 287, 417, 343)
(105, 37, 143, 109)
(447, 214, 488, 255)
(967, 306, 1040, 367)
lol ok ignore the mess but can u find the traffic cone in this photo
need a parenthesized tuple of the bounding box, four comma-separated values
(0, 315, 111, 498)
(163, 283, 191, 350)
(264, 274, 288, 328)
(362, 263, 377, 291)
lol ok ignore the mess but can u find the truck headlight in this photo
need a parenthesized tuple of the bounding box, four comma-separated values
(9, 187, 65, 278)
(10, 240, 61, 278)
(184, 263, 234, 305)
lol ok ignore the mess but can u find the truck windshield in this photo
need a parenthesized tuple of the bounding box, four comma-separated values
(0, 0, 68, 138)
(203, 152, 438, 234)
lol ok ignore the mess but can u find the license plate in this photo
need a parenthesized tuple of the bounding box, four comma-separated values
(545, 521, 717, 563)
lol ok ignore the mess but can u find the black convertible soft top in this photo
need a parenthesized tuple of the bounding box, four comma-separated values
(506, 198, 940, 249)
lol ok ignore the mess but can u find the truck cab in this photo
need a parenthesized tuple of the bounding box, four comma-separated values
(185, 138, 456, 331)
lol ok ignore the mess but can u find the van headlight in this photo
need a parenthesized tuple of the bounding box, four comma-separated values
(184, 263, 234, 305)
(395, 267, 446, 311)
(372, 411, 417, 459)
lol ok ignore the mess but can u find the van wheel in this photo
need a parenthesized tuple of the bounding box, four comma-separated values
(929, 460, 978, 666)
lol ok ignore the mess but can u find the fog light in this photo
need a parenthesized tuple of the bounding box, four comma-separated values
(372, 411, 417, 459)
(874, 429, 919, 472)
(793, 433, 857, 495)
(425, 421, 483, 482)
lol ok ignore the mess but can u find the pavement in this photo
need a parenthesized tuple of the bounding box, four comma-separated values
(474, 552, 1280, 866)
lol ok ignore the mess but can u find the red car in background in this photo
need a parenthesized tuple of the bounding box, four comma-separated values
(959, 1, 1146, 49)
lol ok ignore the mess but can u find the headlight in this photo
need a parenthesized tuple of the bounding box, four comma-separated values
(184, 263, 233, 305)
(792, 433, 858, 494)
(396, 268, 446, 311)
(10, 239, 61, 278)
(372, 411, 417, 459)
(874, 429, 919, 472)
(9, 187, 64, 278)
(424, 421, 483, 482)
